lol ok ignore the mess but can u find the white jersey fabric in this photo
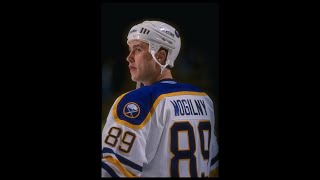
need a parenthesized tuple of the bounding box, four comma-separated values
(102, 79, 219, 177)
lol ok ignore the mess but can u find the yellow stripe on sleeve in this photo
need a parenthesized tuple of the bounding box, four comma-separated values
(104, 156, 137, 177)
(209, 167, 219, 177)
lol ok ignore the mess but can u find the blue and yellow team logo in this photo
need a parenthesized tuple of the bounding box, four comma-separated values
(123, 102, 140, 118)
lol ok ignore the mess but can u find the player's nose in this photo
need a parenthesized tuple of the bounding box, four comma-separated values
(126, 52, 134, 63)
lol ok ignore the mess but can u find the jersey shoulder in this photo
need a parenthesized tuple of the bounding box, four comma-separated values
(112, 86, 158, 130)
(112, 82, 208, 130)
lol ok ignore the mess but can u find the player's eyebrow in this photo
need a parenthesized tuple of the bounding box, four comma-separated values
(129, 44, 144, 51)
(132, 44, 143, 48)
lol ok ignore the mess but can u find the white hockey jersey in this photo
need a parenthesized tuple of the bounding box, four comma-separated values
(102, 79, 219, 177)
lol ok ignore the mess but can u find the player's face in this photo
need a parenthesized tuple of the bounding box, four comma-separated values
(127, 40, 160, 85)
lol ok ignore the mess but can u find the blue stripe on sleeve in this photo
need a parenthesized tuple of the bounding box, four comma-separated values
(210, 153, 219, 166)
(102, 161, 119, 177)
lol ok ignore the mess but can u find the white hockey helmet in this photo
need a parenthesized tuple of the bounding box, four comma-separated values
(127, 20, 181, 74)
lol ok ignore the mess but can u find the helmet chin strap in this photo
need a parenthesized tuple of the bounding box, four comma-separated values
(136, 81, 141, 89)
(150, 50, 169, 74)
(136, 50, 169, 89)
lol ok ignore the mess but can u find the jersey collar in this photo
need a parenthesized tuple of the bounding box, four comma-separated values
(157, 78, 177, 84)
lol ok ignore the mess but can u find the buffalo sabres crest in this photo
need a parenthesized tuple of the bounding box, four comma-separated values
(123, 102, 140, 118)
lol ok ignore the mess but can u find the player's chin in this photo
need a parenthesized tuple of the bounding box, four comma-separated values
(130, 74, 138, 82)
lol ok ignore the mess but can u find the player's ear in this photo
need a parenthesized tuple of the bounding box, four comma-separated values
(156, 49, 167, 65)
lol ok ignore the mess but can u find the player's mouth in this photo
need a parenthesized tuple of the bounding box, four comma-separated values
(129, 66, 137, 72)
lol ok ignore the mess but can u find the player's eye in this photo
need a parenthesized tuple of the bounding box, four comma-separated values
(128, 46, 142, 54)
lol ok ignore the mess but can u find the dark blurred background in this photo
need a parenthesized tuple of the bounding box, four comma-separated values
(101, 3, 219, 130)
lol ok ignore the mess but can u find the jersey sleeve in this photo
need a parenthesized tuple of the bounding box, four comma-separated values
(101, 90, 164, 177)
(208, 101, 219, 177)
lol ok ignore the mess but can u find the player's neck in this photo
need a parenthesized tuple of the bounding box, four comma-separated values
(143, 69, 173, 86)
